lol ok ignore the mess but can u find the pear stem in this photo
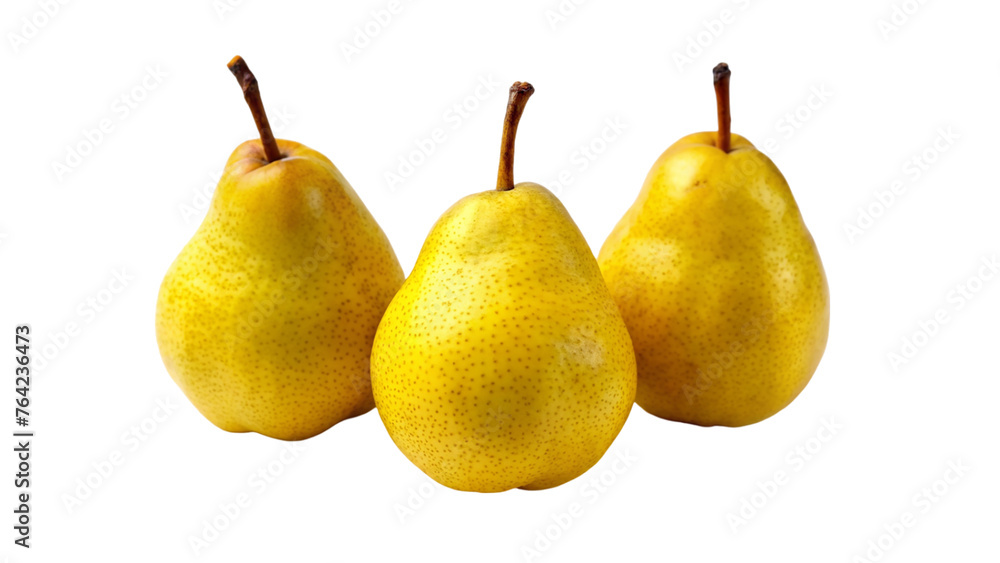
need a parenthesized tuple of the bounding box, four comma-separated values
(713, 62, 732, 153)
(496, 82, 535, 191)
(227, 56, 282, 163)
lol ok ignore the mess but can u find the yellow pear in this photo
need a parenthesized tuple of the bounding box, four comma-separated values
(599, 64, 829, 427)
(156, 57, 403, 440)
(371, 83, 637, 492)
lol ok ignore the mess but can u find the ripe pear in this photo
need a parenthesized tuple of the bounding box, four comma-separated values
(371, 83, 636, 492)
(156, 57, 403, 441)
(599, 64, 829, 427)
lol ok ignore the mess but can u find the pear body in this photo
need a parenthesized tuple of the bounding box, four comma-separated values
(156, 139, 403, 440)
(599, 133, 829, 427)
(372, 183, 636, 492)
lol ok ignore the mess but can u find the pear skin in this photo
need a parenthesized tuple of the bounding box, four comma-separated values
(372, 183, 636, 491)
(157, 140, 403, 440)
(599, 65, 829, 427)
(371, 84, 636, 492)
(155, 58, 403, 440)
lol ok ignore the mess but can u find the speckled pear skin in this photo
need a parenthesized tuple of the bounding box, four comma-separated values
(371, 182, 637, 492)
(599, 132, 829, 427)
(156, 139, 404, 441)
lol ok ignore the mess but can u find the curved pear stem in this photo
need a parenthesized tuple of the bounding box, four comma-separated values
(713, 62, 732, 153)
(496, 82, 535, 191)
(227, 56, 282, 163)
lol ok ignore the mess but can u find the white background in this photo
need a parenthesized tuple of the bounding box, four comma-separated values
(1, 0, 998, 561)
